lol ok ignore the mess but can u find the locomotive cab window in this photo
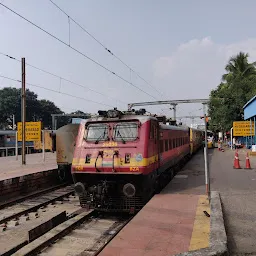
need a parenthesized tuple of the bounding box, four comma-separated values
(114, 122, 138, 142)
(85, 124, 108, 142)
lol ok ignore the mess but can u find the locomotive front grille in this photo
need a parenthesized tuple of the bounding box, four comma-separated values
(79, 194, 146, 213)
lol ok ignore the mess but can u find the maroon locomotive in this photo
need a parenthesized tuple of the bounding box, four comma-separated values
(71, 108, 202, 213)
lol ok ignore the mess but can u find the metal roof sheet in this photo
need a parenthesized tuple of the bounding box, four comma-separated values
(243, 95, 256, 109)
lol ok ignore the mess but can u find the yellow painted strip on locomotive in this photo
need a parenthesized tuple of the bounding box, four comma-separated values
(72, 154, 159, 167)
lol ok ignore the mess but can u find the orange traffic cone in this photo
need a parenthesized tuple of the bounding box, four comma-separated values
(245, 152, 251, 169)
(233, 150, 241, 169)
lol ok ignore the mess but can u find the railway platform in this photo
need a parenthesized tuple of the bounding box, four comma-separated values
(99, 151, 215, 256)
(0, 152, 57, 181)
(0, 153, 60, 203)
(210, 147, 256, 255)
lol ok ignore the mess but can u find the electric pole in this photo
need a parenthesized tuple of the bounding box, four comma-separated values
(21, 58, 26, 165)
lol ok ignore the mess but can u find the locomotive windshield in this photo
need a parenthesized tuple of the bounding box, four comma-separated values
(113, 122, 138, 142)
(85, 124, 108, 141)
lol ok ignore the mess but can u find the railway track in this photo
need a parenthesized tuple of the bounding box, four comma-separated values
(0, 183, 132, 256)
(0, 155, 190, 255)
(13, 210, 131, 256)
(0, 185, 74, 226)
(0, 183, 69, 210)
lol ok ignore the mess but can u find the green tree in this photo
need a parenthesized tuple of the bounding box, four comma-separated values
(0, 87, 63, 129)
(208, 52, 256, 132)
(38, 99, 63, 128)
(0, 87, 41, 129)
(222, 52, 256, 82)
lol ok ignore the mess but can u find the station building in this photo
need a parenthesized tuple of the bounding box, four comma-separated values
(243, 95, 256, 148)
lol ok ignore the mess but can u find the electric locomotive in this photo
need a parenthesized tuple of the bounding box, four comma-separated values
(71, 108, 193, 213)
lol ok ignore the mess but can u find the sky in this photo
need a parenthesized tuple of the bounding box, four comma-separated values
(1, 0, 256, 126)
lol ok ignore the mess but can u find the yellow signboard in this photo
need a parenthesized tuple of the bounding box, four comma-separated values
(233, 121, 255, 136)
(17, 122, 41, 141)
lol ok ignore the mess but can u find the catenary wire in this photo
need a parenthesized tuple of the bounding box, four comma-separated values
(0, 51, 167, 115)
(0, 2, 158, 100)
(0, 51, 126, 105)
(0, 74, 114, 108)
(49, 0, 165, 98)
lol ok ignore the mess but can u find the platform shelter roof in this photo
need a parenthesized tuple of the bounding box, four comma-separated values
(243, 95, 256, 120)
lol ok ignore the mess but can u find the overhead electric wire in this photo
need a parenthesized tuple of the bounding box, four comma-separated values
(0, 51, 126, 105)
(0, 74, 114, 108)
(49, 0, 164, 98)
(0, 51, 167, 115)
(0, 2, 157, 100)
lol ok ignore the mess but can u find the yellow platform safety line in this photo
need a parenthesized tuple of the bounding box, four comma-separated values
(189, 195, 210, 251)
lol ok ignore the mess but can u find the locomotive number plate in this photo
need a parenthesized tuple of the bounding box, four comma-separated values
(130, 166, 140, 172)
(103, 142, 118, 147)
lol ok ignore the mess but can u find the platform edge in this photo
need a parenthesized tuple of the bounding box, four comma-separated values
(174, 191, 228, 256)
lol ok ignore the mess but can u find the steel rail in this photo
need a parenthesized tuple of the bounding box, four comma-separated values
(0, 187, 74, 225)
(13, 210, 96, 256)
(0, 183, 69, 210)
(93, 217, 133, 256)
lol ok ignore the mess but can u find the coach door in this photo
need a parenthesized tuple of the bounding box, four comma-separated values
(149, 120, 160, 172)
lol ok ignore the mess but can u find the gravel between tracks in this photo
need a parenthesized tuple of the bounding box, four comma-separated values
(38, 215, 129, 256)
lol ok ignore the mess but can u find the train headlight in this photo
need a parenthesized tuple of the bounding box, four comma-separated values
(123, 183, 136, 198)
(107, 109, 119, 118)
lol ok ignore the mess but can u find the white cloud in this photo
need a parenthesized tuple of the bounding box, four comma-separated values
(153, 37, 256, 100)
(151, 37, 256, 125)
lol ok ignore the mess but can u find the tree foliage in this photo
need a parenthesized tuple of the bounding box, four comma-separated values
(0, 87, 64, 129)
(208, 52, 256, 132)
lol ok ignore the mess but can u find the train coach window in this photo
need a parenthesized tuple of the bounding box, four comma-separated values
(85, 124, 108, 142)
(169, 139, 172, 149)
(160, 140, 164, 153)
(114, 122, 138, 142)
(165, 140, 169, 151)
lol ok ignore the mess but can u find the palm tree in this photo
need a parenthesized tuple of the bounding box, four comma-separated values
(222, 52, 256, 82)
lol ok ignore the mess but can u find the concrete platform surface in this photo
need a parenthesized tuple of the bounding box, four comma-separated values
(99, 151, 211, 256)
(0, 153, 57, 181)
(211, 148, 256, 255)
